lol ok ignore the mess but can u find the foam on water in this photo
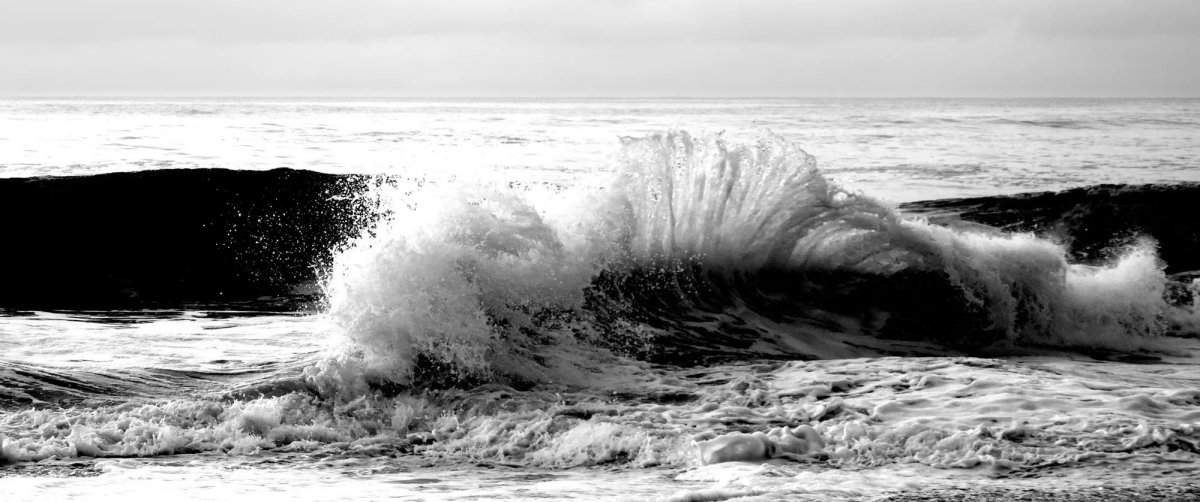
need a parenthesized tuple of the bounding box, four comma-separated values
(10, 352, 1200, 500)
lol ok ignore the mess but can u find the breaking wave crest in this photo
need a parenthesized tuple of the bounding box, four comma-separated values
(314, 132, 1195, 391)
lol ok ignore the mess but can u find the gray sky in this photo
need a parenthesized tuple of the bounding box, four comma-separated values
(1, 0, 1197, 97)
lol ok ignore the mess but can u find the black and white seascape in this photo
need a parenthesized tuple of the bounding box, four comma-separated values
(2, 3, 1200, 501)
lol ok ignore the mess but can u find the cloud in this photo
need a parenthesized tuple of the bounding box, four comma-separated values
(8, 0, 1196, 46)
(1013, 0, 1200, 39)
(0, 0, 1196, 96)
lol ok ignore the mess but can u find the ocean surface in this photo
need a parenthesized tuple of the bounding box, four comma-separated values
(2, 98, 1200, 501)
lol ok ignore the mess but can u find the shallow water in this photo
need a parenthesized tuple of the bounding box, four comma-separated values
(5, 334, 1200, 500)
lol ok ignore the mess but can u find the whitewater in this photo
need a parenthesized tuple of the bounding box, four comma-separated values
(2, 98, 1200, 501)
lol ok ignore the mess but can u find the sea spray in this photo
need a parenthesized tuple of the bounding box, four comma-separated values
(605, 132, 1186, 351)
(311, 131, 1191, 396)
(899, 223, 1174, 349)
(611, 131, 904, 272)
(317, 180, 603, 390)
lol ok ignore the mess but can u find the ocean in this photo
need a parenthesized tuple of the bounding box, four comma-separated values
(1, 98, 1199, 501)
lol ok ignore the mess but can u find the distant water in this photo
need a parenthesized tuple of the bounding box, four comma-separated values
(2, 99, 1200, 501)
(3, 98, 1200, 201)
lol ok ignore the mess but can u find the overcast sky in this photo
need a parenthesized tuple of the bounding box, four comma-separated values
(1, 0, 1197, 97)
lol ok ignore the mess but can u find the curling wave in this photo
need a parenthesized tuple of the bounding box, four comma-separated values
(315, 132, 1198, 390)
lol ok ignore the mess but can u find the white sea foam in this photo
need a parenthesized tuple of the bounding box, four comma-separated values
(5, 351, 1200, 499)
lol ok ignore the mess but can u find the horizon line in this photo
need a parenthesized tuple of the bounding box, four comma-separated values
(3, 94, 1198, 100)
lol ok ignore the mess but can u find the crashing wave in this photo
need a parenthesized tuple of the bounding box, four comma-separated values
(314, 132, 1192, 391)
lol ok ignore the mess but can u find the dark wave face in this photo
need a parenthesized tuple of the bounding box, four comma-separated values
(0, 169, 382, 309)
(902, 183, 1200, 275)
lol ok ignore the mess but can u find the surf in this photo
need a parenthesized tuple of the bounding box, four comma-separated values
(312, 132, 1198, 393)
(4, 132, 1200, 484)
